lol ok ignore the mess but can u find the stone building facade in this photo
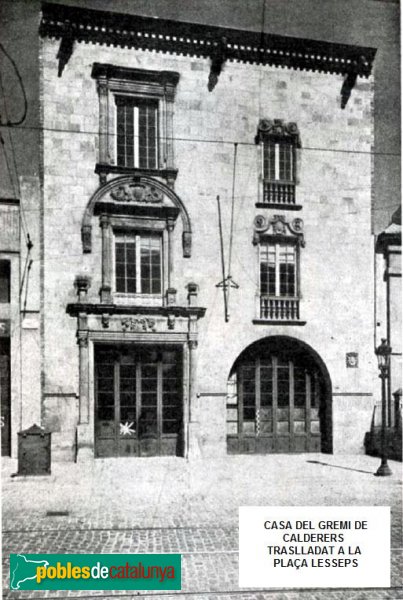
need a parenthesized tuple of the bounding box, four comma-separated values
(4, 2, 380, 461)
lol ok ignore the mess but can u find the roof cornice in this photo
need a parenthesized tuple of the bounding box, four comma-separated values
(39, 2, 376, 79)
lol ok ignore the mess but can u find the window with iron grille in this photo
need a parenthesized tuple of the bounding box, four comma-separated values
(258, 241, 300, 321)
(255, 120, 301, 208)
(115, 232, 162, 295)
(116, 96, 158, 169)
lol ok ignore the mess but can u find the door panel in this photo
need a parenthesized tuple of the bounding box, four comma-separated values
(95, 345, 183, 458)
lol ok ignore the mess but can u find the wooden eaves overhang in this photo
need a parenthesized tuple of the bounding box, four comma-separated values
(40, 2, 376, 107)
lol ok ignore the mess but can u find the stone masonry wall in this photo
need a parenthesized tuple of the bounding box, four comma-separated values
(40, 37, 376, 457)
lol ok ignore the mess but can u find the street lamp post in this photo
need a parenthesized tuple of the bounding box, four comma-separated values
(375, 338, 392, 477)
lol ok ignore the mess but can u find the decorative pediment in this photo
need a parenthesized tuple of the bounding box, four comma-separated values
(253, 214, 305, 246)
(255, 119, 301, 147)
(81, 175, 192, 257)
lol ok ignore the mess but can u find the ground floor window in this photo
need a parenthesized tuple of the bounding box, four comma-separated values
(227, 338, 329, 454)
(95, 344, 183, 458)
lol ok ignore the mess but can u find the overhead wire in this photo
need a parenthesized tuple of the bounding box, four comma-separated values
(0, 122, 400, 158)
(0, 42, 27, 126)
(0, 44, 33, 432)
(0, 132, 18, 199)
(0, 67, 31, 246)
(0, 24, 397, 270)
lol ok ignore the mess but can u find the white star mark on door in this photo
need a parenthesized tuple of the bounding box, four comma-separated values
(120, 421, 135, 436)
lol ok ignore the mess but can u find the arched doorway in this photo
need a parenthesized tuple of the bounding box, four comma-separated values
(226, 336, 332, 454)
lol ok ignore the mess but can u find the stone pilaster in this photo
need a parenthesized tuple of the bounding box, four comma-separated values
(97, 77, 109, 164)
(100, 215, 112, 303)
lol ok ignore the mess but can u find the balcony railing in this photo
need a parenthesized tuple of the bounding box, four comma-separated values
(263, 181, 296, 206)
(260, 296, 300, 321)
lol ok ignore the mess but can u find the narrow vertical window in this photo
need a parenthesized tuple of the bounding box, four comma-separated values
(260, 242, 297, 298)
(260, 244, 276, 296)
(263, 141, 276, 181)
(279, 245, 296, 296)
(115, 234, 136, 293)
(256, 120, 300, 207)
(138, 102, 158, 169)
(0, 261, 11, 303)
(263, 141, 293, 182)
(116, 96, 158, 169)
(140, 235, 162, 294)
(258, 241, 299, 321)
(278, 142, 293, 181)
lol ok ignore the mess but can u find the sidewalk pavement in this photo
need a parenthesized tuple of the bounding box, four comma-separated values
(2, 453, 402, 599)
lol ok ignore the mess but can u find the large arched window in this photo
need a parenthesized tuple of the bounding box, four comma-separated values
(227, 337, 332, 454)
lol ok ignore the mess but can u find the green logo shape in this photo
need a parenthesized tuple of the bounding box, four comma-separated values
(10, 554, 181, 590)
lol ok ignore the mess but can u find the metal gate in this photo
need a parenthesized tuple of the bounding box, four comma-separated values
(95, 345, 183, 457)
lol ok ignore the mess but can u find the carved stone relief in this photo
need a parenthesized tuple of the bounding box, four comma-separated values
(110, 182, 164, 204)
(253, 214, 305, 246)
(121, 317, 157, 332)
(255, 119, 301, 146)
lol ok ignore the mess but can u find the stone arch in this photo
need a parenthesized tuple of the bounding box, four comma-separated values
(81, 175, 192, 257)
(227, 335, 333, 454)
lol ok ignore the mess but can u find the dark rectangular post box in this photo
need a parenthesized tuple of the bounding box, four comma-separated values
(17, 424, 51, 475)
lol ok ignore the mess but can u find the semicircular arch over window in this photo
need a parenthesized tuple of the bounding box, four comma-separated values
(226, 336, 332, 455)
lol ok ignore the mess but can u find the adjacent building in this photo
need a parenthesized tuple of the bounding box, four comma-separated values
(2, 1, 385, 461)
(367, 207, 402, 459)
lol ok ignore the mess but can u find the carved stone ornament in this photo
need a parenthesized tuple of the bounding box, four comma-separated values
(77, 332, 89, 348)
(121, 317, 156, 332)
(254, 215, 267, 232)
(183, 231, 192, 258)
(253, 214, 305, 246)
(255, 119, 301, 147)
(346, 352, 359, 368)
(82, 225, 92, 253)
(167, 314, 175, 330)
(110, 182, 164, 204)
(291, 218, 303, 233)
(273, 218, 286, 235)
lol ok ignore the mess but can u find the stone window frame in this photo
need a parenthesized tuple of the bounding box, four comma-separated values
(99, 211, 176, 307)
(256, 236, 301, 322)
(91, 63, 180, 184)
(252, 215, 305, 325)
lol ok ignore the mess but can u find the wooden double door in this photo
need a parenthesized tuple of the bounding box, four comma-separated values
(227, 352, 323, 454)
(95, 345, 183, 457)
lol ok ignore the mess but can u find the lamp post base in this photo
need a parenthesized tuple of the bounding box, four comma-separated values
(375, 459, 393, 477)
